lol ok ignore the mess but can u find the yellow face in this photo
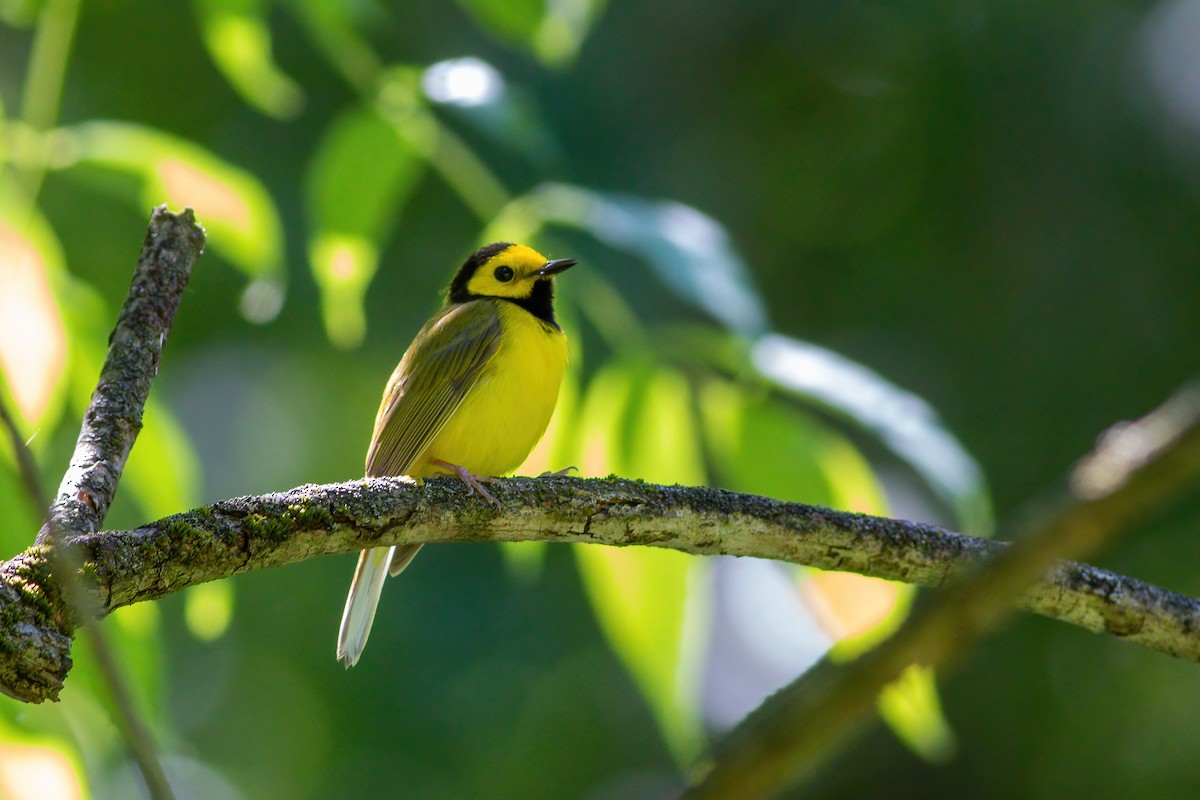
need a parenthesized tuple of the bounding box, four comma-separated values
(464, 244, 556, 299)
(447, 242, 576, 307)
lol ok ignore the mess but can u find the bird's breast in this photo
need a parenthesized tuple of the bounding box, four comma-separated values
(417, 302, 568, 477)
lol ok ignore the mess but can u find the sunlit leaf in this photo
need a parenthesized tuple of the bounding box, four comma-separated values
(193, 0, 305, 119)
(305, 105, 426, 347)
(0, 202, 68, 425)
(750, 333, 993, 533)
(66, 121, 286, 320)
(572, 359, 707, 763)
(524, 183, 769, 336)
(700, 378, 882, 508)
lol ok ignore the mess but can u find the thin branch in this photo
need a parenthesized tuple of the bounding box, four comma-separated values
(0, 391, 49, 516)
(28, 206, 204, 800)
(686, 384, 1200, 799)
(38, 207, 204, 545)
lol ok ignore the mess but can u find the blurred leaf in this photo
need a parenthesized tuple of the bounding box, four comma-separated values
(878, 664, 957, 762)
(573, 359, 707, 762)
(287, 0, 383, 89)
(0, 717, 88, 800)
(750, 333, 993, 534)
(192, 0, 305, 119)
(305, 104, 426, 347)
(0, 454, 40, 554)
(532, 0, 607, 65)
(700, 377, 883, 509)
(0, 200, 68, 426)
(122, 398, 202, 520)
(0, 0, 43, 27)
(185, 581, 236, 642)
(527, 183, 770, 336)
(454, 0, 543, 50)
(452, 0, 604, 65)
(700, 376, 955, 760)
(422, 58, 562, 167)
(66, 121, 286, 320)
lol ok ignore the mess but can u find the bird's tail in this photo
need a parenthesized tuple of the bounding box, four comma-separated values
(337, 546, 394, 668)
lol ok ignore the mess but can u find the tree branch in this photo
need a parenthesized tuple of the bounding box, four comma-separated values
(38, 206, 204, 546)
(20, 206, 204, 800)
(686, 384, 1200, 799)
(0, 470, 1196, 703)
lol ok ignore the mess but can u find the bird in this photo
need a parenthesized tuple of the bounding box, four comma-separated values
(336, 242, 576, 667)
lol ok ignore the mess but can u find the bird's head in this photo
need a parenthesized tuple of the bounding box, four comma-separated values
(447, 242, 577, 304)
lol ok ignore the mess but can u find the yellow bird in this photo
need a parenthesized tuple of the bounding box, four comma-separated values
(337, 242, 576, 667)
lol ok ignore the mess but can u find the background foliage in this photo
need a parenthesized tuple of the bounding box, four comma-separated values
(1, 0, 1199, 797)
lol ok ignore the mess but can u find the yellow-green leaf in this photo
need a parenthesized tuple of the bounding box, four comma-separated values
(572, 359, 707, 763)
(193, 0, 305, 119)
(305, 105, 426, 347)
(67, 121, 286, 318)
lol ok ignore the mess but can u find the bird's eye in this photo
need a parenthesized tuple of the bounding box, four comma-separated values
(494, 266, 515, 282)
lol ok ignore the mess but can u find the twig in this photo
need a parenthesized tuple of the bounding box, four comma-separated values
(0, 390, 49, 516)
(686, 384, 1200, 799)
(31, 206, 205, 800)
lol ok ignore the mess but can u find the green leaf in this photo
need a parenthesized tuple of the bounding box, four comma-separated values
(305, 104, 426, 347)
(878, 664, 957, 762)
(452, 0, 605, 65)
(121, 397, 202, 520)
(66, 121, 287, 320)
(572, 359, 707, 763)
(749, 333, 993, 533)
(454, 0, 543, 49)
(525, 183, 770, 336)
(0, 0, 44, 27)
(422, 58, 562, 168)
(184, 580, 236, 641)
(700, 376, 956, 761)
(700, 377, 884, 509)
(192, 0, 305, 119)
(531, 0, 608, 65)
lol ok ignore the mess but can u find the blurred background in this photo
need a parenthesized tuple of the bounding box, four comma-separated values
(1, 0, 1200, 797)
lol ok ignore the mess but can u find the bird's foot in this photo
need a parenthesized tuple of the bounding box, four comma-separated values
(430, 459, 501, 506)
(538, 466, 578, 478)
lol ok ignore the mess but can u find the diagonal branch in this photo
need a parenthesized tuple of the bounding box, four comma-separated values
(686, 384, 1200, 799)
(38, 206, 204, 546)
(0, 470, 1197, 704)
(23, 206, 205, 800)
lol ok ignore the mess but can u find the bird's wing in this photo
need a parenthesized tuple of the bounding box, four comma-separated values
(365, 301, 502, 477)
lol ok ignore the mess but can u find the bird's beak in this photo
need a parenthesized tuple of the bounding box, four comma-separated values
(537, 258, 578, 277)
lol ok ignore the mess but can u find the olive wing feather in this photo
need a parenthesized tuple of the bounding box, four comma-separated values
(365, 301, 502, 477)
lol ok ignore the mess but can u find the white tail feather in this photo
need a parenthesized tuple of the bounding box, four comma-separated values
(337, 546, 394, 668)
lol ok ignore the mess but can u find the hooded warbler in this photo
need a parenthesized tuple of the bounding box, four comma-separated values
(337, 242, 576, 667)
